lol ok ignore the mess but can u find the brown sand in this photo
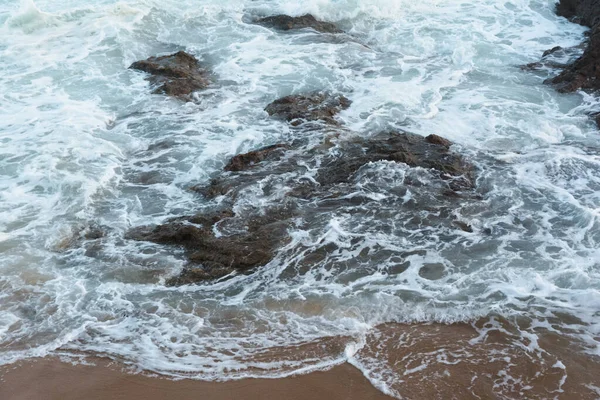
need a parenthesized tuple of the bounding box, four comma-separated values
(354, 322, 600, 399)
(0, 359, 392, 400)
(3, 320, 600, 399)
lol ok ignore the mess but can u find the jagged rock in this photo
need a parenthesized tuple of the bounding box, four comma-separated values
(453, 220, 474, 233)
(556, 0, 600, 27)
(224, 144, 289, 172)
(196, 130, 474, 203)
(84, 226, 106, 240)
(255, 14, 343, 34)
(549, 25, 600, 92)
(130, 51, 210, 100)
(265, 92, 351, 126)
(545, 0, 600, 93)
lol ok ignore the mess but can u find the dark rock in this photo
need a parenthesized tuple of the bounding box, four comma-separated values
(453, 221, 474, 233)
(255, 14, 343, 34)
(549, 24, 600, 92)
(192, 178, 231, 199)
(521, 61, 569, 71)
(442, 189, 462, 198)
(195, 130, 474, 203)
(545, 1, 600, 93)
(131, 129, 475, 284)
(543, 46, 564, 58)
(130, 51, 210, 100)
(224, 144, 289, 172)
(129, 90, 475, 284)
(166, 265, 234, 285)
(316, 132, 474, 191)
(426, 134, 452, 148)
(520, 45, 580, 72)
(556, 0, 600, 27)
(594, 112, 600, 128)
(521, 61, 543, 71)
(557, 0, 580, 21)
(265, 92, 351, 126)
(192, 154, 304, 199)
(84, 226, 106, 240)
(126, 209, 290, 285)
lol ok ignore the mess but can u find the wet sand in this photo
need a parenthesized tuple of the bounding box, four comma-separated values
(3, 320, 600, 400)
(0, 358, 392, 400)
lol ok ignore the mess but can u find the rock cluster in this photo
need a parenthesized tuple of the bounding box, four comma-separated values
(127, 90, 475, 285)
(121, 15, 478, 285)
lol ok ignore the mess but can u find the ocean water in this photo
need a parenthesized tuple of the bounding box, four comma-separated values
(1, 0, 600, 397)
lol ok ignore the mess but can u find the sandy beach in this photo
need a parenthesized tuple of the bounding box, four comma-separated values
(0, 359, 392, 400)
(4, 320, 600, 399)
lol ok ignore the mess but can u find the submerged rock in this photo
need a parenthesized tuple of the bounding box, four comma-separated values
(425, 134, 453, 148)
(265, 92, 351, 126)
(53, 223, 107, 259)
(255, 14, 343, 34)
(130, 51, 210, 100)
(199, 131, 474, 201)
(520, 46, 575, 71)
(543, 46, 564, 58)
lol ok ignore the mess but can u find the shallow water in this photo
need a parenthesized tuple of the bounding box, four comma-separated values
(1, 0, 600, 397)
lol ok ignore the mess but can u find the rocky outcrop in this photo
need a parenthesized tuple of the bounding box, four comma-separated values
(549, 26, 600, 92)
(519, 1, 600, 126)
(265, 92, 351, 126)
(128, 93, 477, 285)
(255, 14, 343, 34)
(556, 0, 600, 27)
(130, 51, 210, 100)
(546, 0, 600, 93)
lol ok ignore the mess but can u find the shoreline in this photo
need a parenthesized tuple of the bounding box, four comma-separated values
(0, 358, 393, 400)
(3, 320, 600, 399)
